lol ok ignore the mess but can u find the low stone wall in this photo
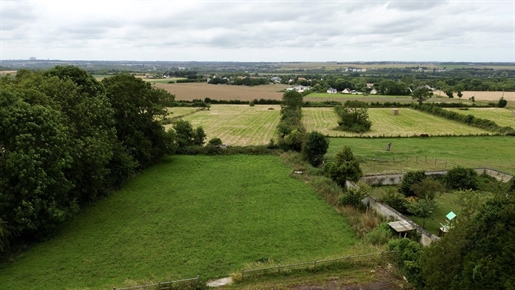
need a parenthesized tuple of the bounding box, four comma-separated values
(475, 168, 513, 182)
(361, 168, 513, 187)
(363, 196, 440, 246)
(358, 168, 513, 246)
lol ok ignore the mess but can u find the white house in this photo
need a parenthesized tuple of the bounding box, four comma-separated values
(370, 88, 378, 95)
(327, 87, 337, 94)
(342, 88, 352, 94)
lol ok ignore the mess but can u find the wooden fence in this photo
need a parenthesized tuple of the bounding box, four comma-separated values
(113, 276, 200, 290)
(240, 251, 394, 280)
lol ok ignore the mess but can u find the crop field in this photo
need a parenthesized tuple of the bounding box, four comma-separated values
(155, 83, 289, 101)
(446, 107, 515, 128)
(165, 105, 281, 146)
(433, 90, 515, 102)
(0, 155, 358, 290)
(326, 136, 515, 174)
(303, 107, 490, 137)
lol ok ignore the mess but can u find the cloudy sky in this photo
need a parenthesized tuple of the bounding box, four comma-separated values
(1, 0, 514, 62)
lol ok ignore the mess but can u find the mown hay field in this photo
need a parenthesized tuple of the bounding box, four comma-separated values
(165, 105, 281, 146)
(0, 155, 358, 289)
(446, 107, 515, 128)
(155, 83, 290, 101)
(303, 108, 490, 137)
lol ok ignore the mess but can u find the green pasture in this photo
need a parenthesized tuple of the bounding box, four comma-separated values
(446, 107, 515, 128)
(305, 93, 409, 99)
(0, 155, 357, 290)
(166, 105, 281, 146)
(326, 136, 515, 175)
(303, 108, 490, 137)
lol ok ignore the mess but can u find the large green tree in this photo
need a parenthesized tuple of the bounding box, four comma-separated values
(41, 66, 118, 202)
(412, 87, 433, 105)
(302, 131, 329, 167)
(0, 90, 75, 239)
(102, 73, 175, 169)
(421, 196, 515, 290)
(335, 101, 372, 133)
(326, 146, 362, 188)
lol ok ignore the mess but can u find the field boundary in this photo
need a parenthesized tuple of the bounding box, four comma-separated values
(240, 251, 394, 280)
(113, 276, 200, 290)
(357, 168, 513, 246)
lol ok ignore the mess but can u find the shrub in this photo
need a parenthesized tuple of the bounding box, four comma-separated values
(399, 170, 426, 197)
(340, 182, 369, 208)
(363, 222, 393, 245)
(444, 166, 479, 190)
(207, 137, 223, 147)
(379, 188, 409, 214)
(497, 96, 508, 108)
(410, 177, 445, 200)
(326, 146, 362, 187)
(302, 131, 329, 167)
(388, 238, 425, 289)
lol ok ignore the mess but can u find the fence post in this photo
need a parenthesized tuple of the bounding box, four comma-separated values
(314, 260, 317, 269)
(241, 269, 244, 281)
(278, 264, 281, 273)
(435, 158, 437, 165)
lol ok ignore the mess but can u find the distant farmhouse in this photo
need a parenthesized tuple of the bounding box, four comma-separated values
(286, 85, 311, 93)
(327, 87, 338, 94)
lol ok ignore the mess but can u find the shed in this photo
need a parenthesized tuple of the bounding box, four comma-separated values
(392, 108, 399, 115)
(388, 220, 415, 237)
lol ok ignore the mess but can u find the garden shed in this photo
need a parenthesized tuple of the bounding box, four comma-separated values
(388, 220, 415, 238)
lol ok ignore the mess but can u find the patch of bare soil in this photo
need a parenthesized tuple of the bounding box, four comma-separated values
(154, 83, 289, 101)
(287, 266, 412, 290)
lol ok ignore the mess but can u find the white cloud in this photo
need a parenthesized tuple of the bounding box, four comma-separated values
(1, 0, 513, 61)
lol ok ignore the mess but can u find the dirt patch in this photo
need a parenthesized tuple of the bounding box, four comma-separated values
(154, 83, 289, 101)
(287, 266, 412, 290)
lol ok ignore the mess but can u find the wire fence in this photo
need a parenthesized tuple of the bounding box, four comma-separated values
(240, 251, 394, 281)
(113, 276, 200, 290)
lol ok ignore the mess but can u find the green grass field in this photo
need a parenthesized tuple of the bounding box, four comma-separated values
(327, 136, 515, 174)
(166, 105, 281, 146)
(0, 155, 358, 290)
(303, 108, 490, 137)
(446, 108, 515, 128)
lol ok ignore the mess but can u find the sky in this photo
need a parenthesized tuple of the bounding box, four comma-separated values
(1, 0, 514, 62)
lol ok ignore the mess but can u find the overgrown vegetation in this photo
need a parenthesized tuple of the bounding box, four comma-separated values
(334, 100, 372, 133)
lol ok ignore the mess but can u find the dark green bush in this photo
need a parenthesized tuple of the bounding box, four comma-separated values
(388, 238, 424, 289)
(444, 166, 479, 190)
(399, 170, 426, 197)
(379, 188, 409, 214)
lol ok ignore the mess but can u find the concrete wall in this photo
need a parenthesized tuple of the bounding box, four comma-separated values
(357, 168, 513, 246)
(361, 168, 513, 187)
(363, 196, 440, 246)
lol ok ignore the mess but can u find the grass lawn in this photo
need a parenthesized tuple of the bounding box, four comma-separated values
(446, 107, 515, 128)
(303, 108, 490, 137)
(407, 192, 463, 235)
(327, 136, 515, 175)
(0, 155, 358, 290)
(166, 105, 281, 146)
(305, 93, 410, 100)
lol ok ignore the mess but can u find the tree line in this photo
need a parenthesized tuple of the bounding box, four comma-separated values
(0, 66, 205, 253)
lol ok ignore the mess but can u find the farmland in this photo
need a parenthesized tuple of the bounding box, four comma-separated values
(433, 90, 515, 102)
(0, 155, 358, 290)
(166, 105, 281, 146)
(303, 107, 490, 137)
(446, 107, 515, 128)
(326, 136, 515, 175)
(155, 82, 290, 101)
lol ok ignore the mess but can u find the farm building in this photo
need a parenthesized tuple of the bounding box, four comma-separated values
(327, 87, 338, 94)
